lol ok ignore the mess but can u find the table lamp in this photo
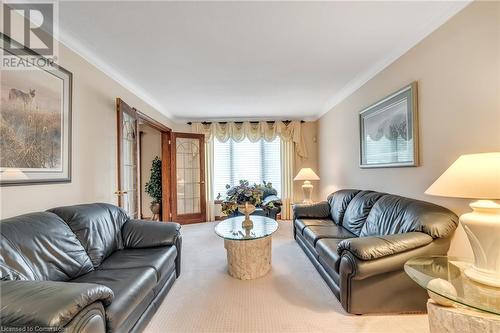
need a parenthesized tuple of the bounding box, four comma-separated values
(0, 168, 29, 181)
(425, 152, 500, 287)
(294, 168, 320, 204)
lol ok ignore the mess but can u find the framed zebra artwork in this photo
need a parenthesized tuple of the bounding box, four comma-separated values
(0, 33, 72, 185)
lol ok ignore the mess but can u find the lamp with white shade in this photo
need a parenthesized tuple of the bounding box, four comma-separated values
(294, 168, 320, 204)
(425, 152, 500, 287)
(0, 168, 29, 181)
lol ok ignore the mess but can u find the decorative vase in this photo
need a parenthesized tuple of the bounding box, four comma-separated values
(150, 202, 161, 221)
(238, 202, 255, 228)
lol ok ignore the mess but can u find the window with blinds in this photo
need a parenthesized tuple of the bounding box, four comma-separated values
(214, 137, 281, 198)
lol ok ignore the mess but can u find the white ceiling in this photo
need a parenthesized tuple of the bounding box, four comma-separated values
(58, 1, 469, 122)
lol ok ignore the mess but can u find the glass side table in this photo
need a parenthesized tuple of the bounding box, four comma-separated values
(405, 256, 500, 332)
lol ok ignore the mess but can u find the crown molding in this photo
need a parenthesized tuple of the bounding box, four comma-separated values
(57, 30, 175, 120)
(2, 7, 172, 119)
(316, 1, 471, 120)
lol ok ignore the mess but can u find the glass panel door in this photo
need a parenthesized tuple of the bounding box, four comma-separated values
(171, 133, 205, 223)
(116, 98, 139, 218)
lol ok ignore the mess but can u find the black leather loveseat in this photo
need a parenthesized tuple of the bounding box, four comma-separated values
(0, 203, 182, 333)
(293, 189, 458, 314)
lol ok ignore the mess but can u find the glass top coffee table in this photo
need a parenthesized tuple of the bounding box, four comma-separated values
(215, 216, 278, 280)
(404, 256, 500, 315)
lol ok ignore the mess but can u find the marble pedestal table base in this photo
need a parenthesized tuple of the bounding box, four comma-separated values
(224, 236, 272, 280)
(427, 300, 500, 333)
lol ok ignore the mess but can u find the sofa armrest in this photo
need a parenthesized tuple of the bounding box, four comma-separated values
(293, 201, 331, 219)
(262, 195, 282, 207)
(122, 219, 181, 248)
(338, 236, 450, 283)
(64, 302, 106, 333)
(337, 232, 433, 261)
(0, 280, 113, 328)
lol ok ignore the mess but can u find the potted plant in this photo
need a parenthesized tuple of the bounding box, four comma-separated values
(221, 180, 263, 228)
(145, 156, 162, 220)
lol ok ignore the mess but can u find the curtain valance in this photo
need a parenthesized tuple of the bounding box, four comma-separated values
(191, 121, 307, 158)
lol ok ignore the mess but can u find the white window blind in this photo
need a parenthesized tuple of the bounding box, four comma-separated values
(365, 136, 413, 164)
(214, 137, 281, 198)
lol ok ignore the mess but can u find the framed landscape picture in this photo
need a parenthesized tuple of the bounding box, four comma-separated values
(359, 82, 418, 168)
(0, 34, 72, 185)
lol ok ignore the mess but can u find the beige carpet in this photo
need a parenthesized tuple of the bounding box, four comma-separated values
(145, 221, 429, 333)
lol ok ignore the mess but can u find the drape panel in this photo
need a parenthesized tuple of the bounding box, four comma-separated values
(191, 121, 307, 158)
(192, 121, 302, 221)
(204, 138, 215, 221)
(280, 140, 294, 220)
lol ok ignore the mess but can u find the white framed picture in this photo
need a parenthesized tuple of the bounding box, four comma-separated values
(0, 34, 72, 185)
(359, 82, 419, 168)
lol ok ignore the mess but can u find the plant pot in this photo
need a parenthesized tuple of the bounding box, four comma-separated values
(238, 202, 255, 228)
(150, 202, 161, 221)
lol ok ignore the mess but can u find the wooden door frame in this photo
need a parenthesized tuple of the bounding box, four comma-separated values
(136, 111, 172, 222)
(171, 132, 206, 224)
(138, 130, 144, 218)
(161, 131, 172, 221)
(115, 98, 139, 213)
(117, 97, 172, 221)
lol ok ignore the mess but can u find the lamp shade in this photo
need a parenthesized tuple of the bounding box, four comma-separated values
(425, 152, 500, 199)
(294, 168, 320, 181)
(0, 168, 29, 180)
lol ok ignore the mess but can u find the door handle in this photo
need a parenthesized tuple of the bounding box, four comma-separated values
(114, 191, 129, 196)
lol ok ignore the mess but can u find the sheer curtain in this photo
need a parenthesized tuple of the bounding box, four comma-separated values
(192, 121, 305, 221)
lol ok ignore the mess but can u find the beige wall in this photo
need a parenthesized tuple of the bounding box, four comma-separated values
(139, 124, 162, 218)
(0, 42, 181, 218)
(294, 121, 320, 202)
(317, 2, 500, 258)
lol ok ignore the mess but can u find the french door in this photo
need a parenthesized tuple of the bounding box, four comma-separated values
(116, 100, 205, 223)
(171, 133, 206, 224)
(116, 98, 139, 218)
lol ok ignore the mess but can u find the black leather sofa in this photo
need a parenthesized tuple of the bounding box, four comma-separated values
(0, 203, 182, 333)
(293, 189, 458, 314)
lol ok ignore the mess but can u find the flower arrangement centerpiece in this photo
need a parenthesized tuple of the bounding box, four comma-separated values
(221, 180, 263, 228)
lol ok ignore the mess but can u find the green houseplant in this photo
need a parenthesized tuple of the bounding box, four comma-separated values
(145, 156, 162, 220)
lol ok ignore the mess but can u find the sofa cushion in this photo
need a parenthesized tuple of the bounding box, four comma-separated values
(327, 189, 361, 225)
(337, 232, 433, 260)
(342, 191, 386, 236)
(316, 238, 343, 273)
(303, 225, 355, 247)
(0, 212, 94, 281)
(294, 218, 334, 235)
(49, 203, 129, 267)
(72, 267, 156, 332)
(99, 246, 177, 281)
(360, 195, 459, 238)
